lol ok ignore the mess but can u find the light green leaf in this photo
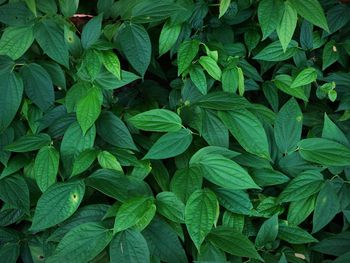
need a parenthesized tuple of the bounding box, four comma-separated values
(189, 65, 207, 95)
(274, 98, 303, 153)
(156, 192, 185, 223)
(117, 23, 151, 77)
(278, 170, 324, 202)
(159, 20, 181, 56)
(0, 26, 34, 60)
(46, 223, 113, 263)
(177, 39, 200, 75)
(113, 196, 155, 234)
(199, 56, 222, 81)
(274, 74, 309, 101)
(221, 67, 238, 93)
(5, 134, 51, 152)
(129, 109, 182, 132)
(237, 67, 244, 96)
(289, 0, 329, 31)
(277, 2, 298, 52)
(102, 50, 121, 79)
(170, 167, 203, 203)
(35, 19, 69, 67)
(97, 151, 123, 172)
(76, 86, 103, 135)
(34, 146, 59, 192)
(31, 180, 85, 231)
(81, 14, 102, 49)
(185, 189, 219, 250)
(251, 168, 290, 187)
(298, 138, 350, 166)
(291, 67, 317, 88)
(208, 226, 263, 260)
(219, 0, 231, 18)
(258, 0, 284, 40)
(288, 195, 316, 226)
(219, 110, 270, 159)
(0, 73, 23, 133)
(190, 153, 260, 190)
(110, 229, 150, 263)
(312, 181, 341, 233)
(71, 149, 98, 177)
(143, 129, 192, 160)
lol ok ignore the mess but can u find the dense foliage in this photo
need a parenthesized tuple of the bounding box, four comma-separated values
(1, 0, 350, 262)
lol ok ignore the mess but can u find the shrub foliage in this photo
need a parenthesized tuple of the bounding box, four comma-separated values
(0, 0, 350, 262)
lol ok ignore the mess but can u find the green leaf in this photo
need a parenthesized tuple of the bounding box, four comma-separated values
(34, 146, 59, 192)
(76, 86, 103, 135)
(322, 113, 349, 145)
(221, 66, 238, 93)
(81, 14, 103, 49)
(196, 91, 250, 110)
(0, 25, 34, 60)
(110, 229, 150, 263)
(279, 170, 324, 202)
(97, 150, 123, 172)
(274, 98, 303, 153)
(199, 56, 222, 81)
(201, 109, 229, 148)
(156, 192, 185, 223)
(278, 224, 318, 244)
(31, 180, 85, 231)
(289, 0, 329, 31)
(60, 122, 96, 175)
(143, 129, 192, 159)
(129, 109, 182, 132)
(251, 168, 290, 187)
(214, 188, 253, 215)
(258, 0, 284, 40)
(96, 111, 137, 150)
(219, 110, 270, 159)
(0, 73, 23, 133)
(20, 63, 54, 111)
(85, 169, 152, 202)
(189, 65, 207, 95)
(71, 149, 98, 177)
(219, 0, 231, 18)
(253, 40, 298, 61)
(58, 0, 79, 17)
(170, 167, 203, 203)
(190, 153, 260, 190)
(102, 50, 121, 79)
(0, 2, 35, 26)
(0, 174, 30, 214)
(255, 214, 279, 248)
(185, 189, 219, 250)
(312, 231, 350, 256)
(208, 226, 262, 260)
(5, 134, 51, 152)
(96, 70, 141, 90)
(35, 19, 69, 67)
(117, 23, 151, 77)
(177, 39, 200, 75)
(237, 67, 244, 96)
(78, 49, 102, 81)
(322, 40, 339, 70)
(159, 20, 181, 56)
(0, 242, 20, 263)
(291, 67, 317, 88)
(277, 2, 298, 52)
(274, 74, 309, 101)
(113, 196, 155, 234)
(288, 195, 316, 226)
(312, 181, 341, 233)
(46, 223, 113, 263)
(298, 138, 350, 166)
